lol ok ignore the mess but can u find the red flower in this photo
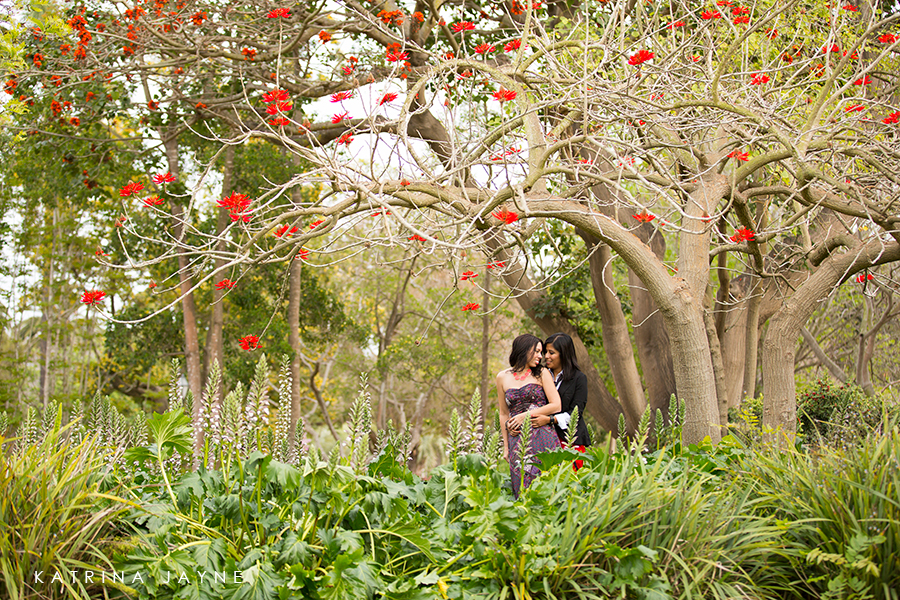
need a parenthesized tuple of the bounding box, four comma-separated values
(883, 111, 900, 124)
(633, 212, 655, 223)
(70, 117, 80, 126)
(451, 21, 475, 32)
(460, 270, 479, 281)
(765, 28, 778, 38)
(152, 172, 176, 184)
(879, 33, 897, 44)
(267, 8, 290, 18)
(728, 150, 750, 161)
(750, 73, 770, 85)
(274, 225, 299, 238)
(379, 92, 398, 105)
(461, 303, 480, 311)
(733, 15, 749, 24)
(492, 89, 517, 102)
(266, 101, 293, 115)
(297, 248, 310, 260)
(269, 117, 290, 126)
(844, 104, 865, 112)
(667, 20, 686, 28)
(400, 179, 411, 186)
(242, 47, 257, 60)
(191, 11, 207, 25)
(318, 30, 332, 42)
(331, 91, 353, 102)
(821, 44, 840, 54)
(215, 279, 236, 290)
(218, 192, 253, 222)
(120, 182, 145, 197)
(337, 132, 354, 145)
(148, 281, 157, 289)
(262, 89, 289, 103)
(853, 75, 872, 86)
(148, 100, 159, 110)
(856, 273, 874, 283)
(142, 195, 164, 206)
(492, 209, 519, 224)
(842, 3, 859, 10)
(486, 261, 506, 269)
(628, 49, 654, 66)
(81, 290, 106, 305)
(408, 234, 426, 242)
(701, 10, 722, 19)
(729, 227, 755, 242)
(239, 335, 260, 351)
(504, 39, 521, 52)
(474, 43, 496, 54)
(332, 112, 350, 123)
(386, 50, 409, 62)
(732, 5, 749, 14)
(309, 219, 324, 229)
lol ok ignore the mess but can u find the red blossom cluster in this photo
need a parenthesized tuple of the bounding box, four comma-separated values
(730, 227, 755, 242)
(318, 30, 331, 42)
(239, 335, 260, 351)
(490, 147, 521, 161)
(142, 195, 164, 206)
(267, 8, 290, 18)
(844, 104, 865, 112)
(853, 75, 871, 86)
(297, 248, 310, 260)
(504, 39, 522, 52)
(701, 10, 722, 19)
(377, 9, 404, 25)
(81, 290, 106, 305)
(332, 112, 350, 123)
(309, 219, 324, 229)
(120, 182, 144, 197)
(474, 43, 496, 54)
(628, 49, 654, 66)
(461, 303, 480, 311)
(275, 225, 299, 238)
(386, 50, 410, 63)
(728, 150, 750, 161)
(331, 91, 353, 102)
(884, 111, 900, 124)
(856, 273, 874, 283)
(486, 261, 506, 269)
(379, 92, 398, 106)
(152, 172, 175, 184)
(242, 47, 257, 60)
(879, 33, 897, 44)
(337, 132, 354, 145)
(492, 209, 519, 224)
(633, 212, 655, 223)
(750, 73, 770, 85)
(408, 234, 426, 242)
(492, 88, 517, 102)
(460, 271, 478, 281)
(218, 192, 253, 222)
(451, 21, 475, 33)
(667, 20, 686, 28)
(215, 279, 236, 290)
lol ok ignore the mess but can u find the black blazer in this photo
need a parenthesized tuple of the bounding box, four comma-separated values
(553, 370, 591, 447)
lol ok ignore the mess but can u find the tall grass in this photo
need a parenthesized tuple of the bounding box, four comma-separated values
(0, 423, 125, 600)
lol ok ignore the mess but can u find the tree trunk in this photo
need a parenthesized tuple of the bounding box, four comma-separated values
(163, 137, 204, 443)
(583, 237, 646, 430)
(800, 327, 848, 383)
(627, 226, 677, 418)
(479, 269, 491, 423)
(289, 259, 303, 441)
(203, 143, 235, 387)
(742, 275, 762, 399)
(762, 239, 900, 433)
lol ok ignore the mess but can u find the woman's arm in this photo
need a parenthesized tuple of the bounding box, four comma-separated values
(496, 375, 510, 461)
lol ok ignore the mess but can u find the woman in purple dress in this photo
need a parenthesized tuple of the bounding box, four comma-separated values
(496, 334, 562, 498)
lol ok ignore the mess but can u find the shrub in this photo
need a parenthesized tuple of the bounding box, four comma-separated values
(0, 422, 126, 600)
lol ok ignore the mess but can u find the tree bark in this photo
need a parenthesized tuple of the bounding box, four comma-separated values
(582, 236, 646, 430)
(479, 269, 491, 423)
(800, 327, 848, 383)
(762, 239, 900, 433)
(203, 143, 235, 388)
(163, 136, 204, 443)
(289, 259, 303, 442)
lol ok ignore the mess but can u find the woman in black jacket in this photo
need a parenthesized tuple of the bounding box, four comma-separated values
(531, 332, 591, 447)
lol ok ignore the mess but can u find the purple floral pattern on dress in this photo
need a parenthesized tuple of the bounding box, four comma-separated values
(506, 383, 561, 498)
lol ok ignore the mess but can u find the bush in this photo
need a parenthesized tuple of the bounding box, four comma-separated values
(0, 422, 126, 600)
(798, 380, 896, 447)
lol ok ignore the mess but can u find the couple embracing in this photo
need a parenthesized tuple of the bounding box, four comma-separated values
(496, 333, 591, 498)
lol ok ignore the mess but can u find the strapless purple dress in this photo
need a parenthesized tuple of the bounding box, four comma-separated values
(506, 383, 561, 498)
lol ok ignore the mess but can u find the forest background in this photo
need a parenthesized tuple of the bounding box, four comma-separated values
(1, 0, 899, 473)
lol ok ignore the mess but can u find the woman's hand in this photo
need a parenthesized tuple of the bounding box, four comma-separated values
(506, 411, 529, 433)
(531, 413, 552, 428)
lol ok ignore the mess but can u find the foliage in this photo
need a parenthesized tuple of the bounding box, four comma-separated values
(0, 420, 126, 600)
(797, 380, 896, 446)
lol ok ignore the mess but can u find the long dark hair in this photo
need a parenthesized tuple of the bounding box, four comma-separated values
(544, 332, 580, 382)
(508, 334, 543, 378)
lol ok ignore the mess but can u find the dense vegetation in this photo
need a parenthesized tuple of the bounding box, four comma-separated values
(2, 363, 897, 600)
